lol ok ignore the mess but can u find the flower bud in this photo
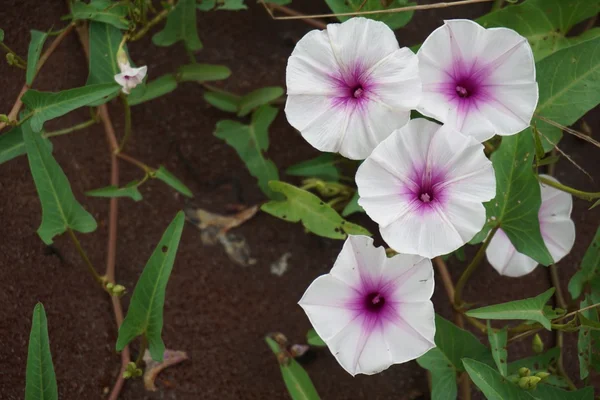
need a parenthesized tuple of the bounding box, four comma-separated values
(111, 284, 126, 297)
(0, 114, 9, 123)
(123, 361, 142, 379)
(117, 48, 129, 68)
(518, 367, 530, 377)
(6, 53, 15, 65)
(518, 376, 541, 390)
(532, 333, 544, 354)
(534, 371, 550, 381)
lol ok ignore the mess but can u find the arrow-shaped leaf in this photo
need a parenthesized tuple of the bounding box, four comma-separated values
(475, 131, 553, 265)
(22, 83, 120, 132)
(286, 153, 340, 182)
(128, 74, 178, 106)
(23, 121, 97, 244)
(463, 358, 533, 400)
(25, 303, 58, 400)
(72, 0, 129, 29)
(86, 181, 143, 201)
(466, 288, 555, 330)
(152, 0, 202, 51)
(261, 181, 370, 239)
(265, 336, 320, 400)
(487, 322, 508, 377)
(215, 105, 280, 199)
(116, 211, 185, 361)
(568, 225, 600, 299)
(26, 30, 48, 85)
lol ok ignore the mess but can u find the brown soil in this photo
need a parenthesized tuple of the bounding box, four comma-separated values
(0, 1, 599, 399)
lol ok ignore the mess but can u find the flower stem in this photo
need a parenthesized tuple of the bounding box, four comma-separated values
(556, 331, 577, 390)
(117, 95, 132, 153)
(66, 228, 104, 286)
(267, 0, 495, 21)
(117, 152, 153, 173)
(44, 118, 98, 138)
(538, 175, 600, 202)
(454, 226, 499, 307)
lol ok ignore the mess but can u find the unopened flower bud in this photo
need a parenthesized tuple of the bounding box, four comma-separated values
(534, 371, 550, 381)
(509, 375, 520, 384)
(518, 367, 530, 377)
(0, 114, 9, 123)
(518, 376, 541, 390)
(111, 284, 126, 297)
(532, 334, 544, 354)
(6, 53, 15, 65)
(116, 48, 129, 68)
(122, 361, 142, 379)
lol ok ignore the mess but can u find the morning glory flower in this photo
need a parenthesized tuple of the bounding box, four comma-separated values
(285, 17, 421, 160)
(299, 235, 435, 376)
(356, 118, 496, 259)
(417, 19, 538, 142)
(114, 60, 147, 95)
(486, 175, 575, 277)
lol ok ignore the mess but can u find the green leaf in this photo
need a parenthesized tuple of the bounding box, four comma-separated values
(71, 0, 129, 29)
(128, 74, 178, 106)
(0, 126, 26, 164)
(477, 0, 600, 62)
(590, 199, 600, 210)
(26, 30, 48, 86)
(86, 181, 142, 201)
(214, 105, 280, 198)
(116, 212, 186, 361)
(197, 0, 249, 10)
(416, 348, 457, 400)
(203, 91, 240, 112)
(533, 37, 600, 150)
(466, 289, 555, 330)
(324, 0, 415, 30)
(418, 314, 494, 400)
(577, 295, 600, 379)
(341, 191, 364, 217)
(532, 385, 594, 400)
(262, 181, 370, 239)
(463, 358, 533, 400)
(487, 321, 508, 377)
(23, 121, 97, 244)
(306, 329, 326, 347)
(478, 131, 553, 264)
(22, 83, 120, 132)
(237, 86, 284, 117)
(154, 165, 193, 198)
(25, 303, 58, 400)
(178, 63, 231, 82)
(285, 153, 340, 182)
(152, 0, 202, 51)
(569, 225, 600, 299)
(265, 337, 320, 400)
(0, 28, 4, 42)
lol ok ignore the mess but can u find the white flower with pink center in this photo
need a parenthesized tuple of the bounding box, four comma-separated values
(417, 19, 538, 142)
(356, 118, 496, 259)
(114, 61, 148, 94)
(486, 175, 575, 277)
(299, 235, 435, 376)
(285, 17, 421, 160)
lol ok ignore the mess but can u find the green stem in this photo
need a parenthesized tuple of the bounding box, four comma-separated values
(454, 226, 499, 307)
(135, 335, 148, 366)
(66, 228, 104, 285)
(117, 95, 132, 153)
(44, 118, 98, 138)
(538, 175, 600, 202)
(491, 0, 504, 11)
(556, 331, 577, 390)
(128, 1, 173, 42)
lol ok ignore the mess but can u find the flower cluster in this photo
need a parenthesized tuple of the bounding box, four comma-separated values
(285, 17, 574, 376)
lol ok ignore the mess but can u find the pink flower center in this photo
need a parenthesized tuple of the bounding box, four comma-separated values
(330, 62, 373, 108)
(419, 192, 432, 203)
(352, 85, 364, 99)
(364, 292, 386, 313)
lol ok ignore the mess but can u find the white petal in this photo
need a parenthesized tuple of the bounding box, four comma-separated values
(539, 175, 573, 220)
(114, 73, 127, 87)
(542, 219, 576, 264)
(132, 65, 148, 82)
(299, 275, 358, 341)
(486, 229, 538, 277)
(330, 235, 386, 290)
(382, 256, 434, 303)
(286, 29, 340, 95)
(379, 202, 467, 258)
(383, 302, 436, 363)
(368, 48, 422, 110)
(327, 18, 399, 73)
(284, 94, 349, 154)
